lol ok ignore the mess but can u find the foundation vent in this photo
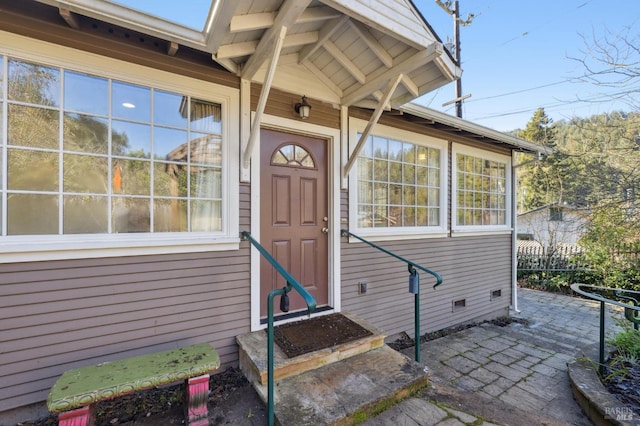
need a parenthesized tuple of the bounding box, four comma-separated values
(452, 298, 466, 312)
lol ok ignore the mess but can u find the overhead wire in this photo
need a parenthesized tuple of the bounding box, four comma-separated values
(447, 0, 601, 122)
(470, 88, 638, 121)
(497, 1, 593, 46)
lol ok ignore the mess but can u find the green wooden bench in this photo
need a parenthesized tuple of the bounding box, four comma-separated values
(47, 343, 220, 426)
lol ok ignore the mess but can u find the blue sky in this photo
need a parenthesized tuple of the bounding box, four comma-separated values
(413, 0, 640, 130)
(113, 0, 639, 132)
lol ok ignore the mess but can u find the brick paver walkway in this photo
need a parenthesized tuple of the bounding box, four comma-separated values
(365, 288, 625, 426)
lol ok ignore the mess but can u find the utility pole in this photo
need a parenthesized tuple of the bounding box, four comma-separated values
(435, 0, 475, 118)
(453, 1, 462, 118)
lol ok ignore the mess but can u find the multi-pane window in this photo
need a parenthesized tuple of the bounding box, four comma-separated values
(356, 134, 441, 228)
(1, 57, 223, 236)
(549, 207, 563, 221)
(454, 150, 508, 227)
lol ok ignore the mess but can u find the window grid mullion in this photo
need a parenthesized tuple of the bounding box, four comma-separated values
(149, 88, 155, 232)
(58, 66, 64, 235)
(1, 56, 6, 237)
(187, 96, 191, 232)
(107, 78, 113, 234)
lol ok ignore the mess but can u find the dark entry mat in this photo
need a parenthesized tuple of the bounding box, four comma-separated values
(272, 313, 373, 358)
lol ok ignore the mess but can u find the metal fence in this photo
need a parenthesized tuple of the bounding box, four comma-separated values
(517, 243, 640, 272)
(611, 242, 640, 268)
(517, 244, 585, 272)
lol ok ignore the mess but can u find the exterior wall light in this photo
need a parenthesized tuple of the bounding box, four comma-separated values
(294, 95, 311, 119)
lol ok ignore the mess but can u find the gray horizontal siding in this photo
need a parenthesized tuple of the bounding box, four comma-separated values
(341, 235, 512, 338)
(0, 187, 252, 412)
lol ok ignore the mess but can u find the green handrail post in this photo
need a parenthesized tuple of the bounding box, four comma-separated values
(341, 229, 442, 363)
(570, 284, 640, 377)
(242, 231, 316, 426)
(616, 291, 640, 331)
(267, 286, 286, 426)
(408, 264, 422, 362)
(599, 300, 605, 376)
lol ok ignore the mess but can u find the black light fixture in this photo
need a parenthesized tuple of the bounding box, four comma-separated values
(294, 95, 311, 119)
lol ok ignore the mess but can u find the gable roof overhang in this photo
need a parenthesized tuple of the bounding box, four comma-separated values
(33, 0, 461, 110)
(399, 103, 554, 156)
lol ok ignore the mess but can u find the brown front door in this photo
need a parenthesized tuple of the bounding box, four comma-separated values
(260, 128, 329, 318)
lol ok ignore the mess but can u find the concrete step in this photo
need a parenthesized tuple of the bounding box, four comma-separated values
(254, 345, 430, 426)
(236, 313, 385, 386)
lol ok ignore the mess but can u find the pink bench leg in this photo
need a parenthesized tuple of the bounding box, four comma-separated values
(185, 374, 209, 426)
(58, 406, 95, 426)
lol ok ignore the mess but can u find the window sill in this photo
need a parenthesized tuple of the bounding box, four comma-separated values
(345, 230, 448, 243)
(451, 228, 513, 237)
(0, 234, 241, 263)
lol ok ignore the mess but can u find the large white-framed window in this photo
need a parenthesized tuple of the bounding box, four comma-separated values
(0, 32, 240, 262)
(452, 143, 511, 234)
(348, 118, 448, 240)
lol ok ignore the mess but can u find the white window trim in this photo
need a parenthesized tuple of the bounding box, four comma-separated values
(451, 143, 512, 236)
(0, 31, 240, 263)
(348, 118, 448, 241)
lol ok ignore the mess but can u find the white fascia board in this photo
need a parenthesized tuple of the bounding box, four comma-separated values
(400, 103, 554, 155)
(35, 0, 207, 48)
(434, 54, 462, 82)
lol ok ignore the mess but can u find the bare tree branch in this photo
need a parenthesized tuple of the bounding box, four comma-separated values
(569, 23, 640, 108)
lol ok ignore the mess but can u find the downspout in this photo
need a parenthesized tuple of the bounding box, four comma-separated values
(511, 152, 543, 313)
(511, 153, 520, 313)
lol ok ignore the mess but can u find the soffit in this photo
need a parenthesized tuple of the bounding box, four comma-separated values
(33, 0, 460, 108)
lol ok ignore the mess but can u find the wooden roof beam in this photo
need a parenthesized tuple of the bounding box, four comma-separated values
(241, 0, 312, 80)
(298, 15, 349, 63)
(349, 20, 392, 68)
(323, 39, 366, 84)
(401, 75, 419, 98)
(218, 31, 318, 59)
(372, 90, 392, 111)
(211, 55, 238, 74)
(303, 60, 343, 97)
(230, 6, 341, 33)
(341, 42, 443, 106)
(230, 12, 276, 33)
(59, 8, 80, 29)
(167, 41, 179, 56)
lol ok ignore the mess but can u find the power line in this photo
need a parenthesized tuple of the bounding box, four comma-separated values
(497, 0, 593, 47)
(465, 79, 580, 103)
(469, 88, 638, 122)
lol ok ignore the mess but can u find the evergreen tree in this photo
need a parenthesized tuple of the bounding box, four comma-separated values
(517, 108, 562, 211)
(519, 107, 556, 147)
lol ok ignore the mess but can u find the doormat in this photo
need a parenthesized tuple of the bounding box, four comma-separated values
(271, 313, 373, 358)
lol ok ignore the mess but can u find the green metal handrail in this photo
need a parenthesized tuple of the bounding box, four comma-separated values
(241, 231, 316, 426)
(570, 283, 640, 375)
(341, 229, 443, 362)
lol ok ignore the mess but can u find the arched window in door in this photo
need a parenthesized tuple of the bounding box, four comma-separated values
(271, 144, 316, 168)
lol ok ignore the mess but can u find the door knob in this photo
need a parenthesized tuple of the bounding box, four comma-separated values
(321, 227, 329, 234)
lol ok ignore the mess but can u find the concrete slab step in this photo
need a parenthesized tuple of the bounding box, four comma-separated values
(236, 313, 385, 386)
(253, 345, 430, 426)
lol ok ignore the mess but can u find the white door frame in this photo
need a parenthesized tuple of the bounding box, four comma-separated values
(249, 113, 341, 331)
